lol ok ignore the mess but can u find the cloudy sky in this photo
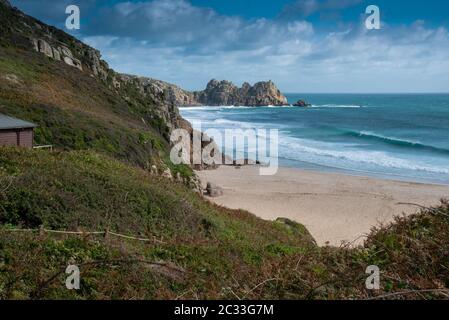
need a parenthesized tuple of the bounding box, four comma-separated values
(10, 0, 449, 93)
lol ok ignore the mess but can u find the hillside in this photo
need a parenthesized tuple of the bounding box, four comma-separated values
(1, 0, 449, 300)
(0, 147, 316, 299)
(0, 0, 193, 178)
(1, 148, 449, 299)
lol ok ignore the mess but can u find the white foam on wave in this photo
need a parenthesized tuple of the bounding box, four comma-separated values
(181, 108, 449, 177)
(311, 104, 362, 109)
(358, 131, 420, 145)
(279, 135, 449, 175)
(211, 118, 255, 129)
(213, 118, 234, 124)
(179, 105, 254, 111)
(265, 105, 293, 108)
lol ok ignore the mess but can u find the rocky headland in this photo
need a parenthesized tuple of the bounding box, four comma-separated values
(192, 79, 288, 107)
(115, 78, 290, 108)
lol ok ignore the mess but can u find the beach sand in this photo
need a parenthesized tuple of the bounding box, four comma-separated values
(196, 166, 449, 246)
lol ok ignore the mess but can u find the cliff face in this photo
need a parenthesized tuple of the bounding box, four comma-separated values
(110, 77, 289, 108)
(193, 79, 288, 107)
(118, 75, 201, 107)
(156, 78, 288, 107)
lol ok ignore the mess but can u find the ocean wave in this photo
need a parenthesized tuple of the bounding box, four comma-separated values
(179, 105, 254, 110)
(212, 118, 256, 129)
(266, 105, 295, 108)
(343, 130, 449, 155)
(181, 108, 449, 176)
(213, 118, 234, 124)
(279, 136, 449, 175)
(311, 104, 362, 108)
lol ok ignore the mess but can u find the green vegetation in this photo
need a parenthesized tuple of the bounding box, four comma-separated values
(0, 148, 448, 299)
(0, 148, 315, 299)
(0, 47, 169, 169)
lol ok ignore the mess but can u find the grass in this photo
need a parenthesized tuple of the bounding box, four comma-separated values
(0, 148, 448, 300)
(0, 148, 316, 299)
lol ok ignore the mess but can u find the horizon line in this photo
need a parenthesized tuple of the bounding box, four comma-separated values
(283, 92, 449, 95)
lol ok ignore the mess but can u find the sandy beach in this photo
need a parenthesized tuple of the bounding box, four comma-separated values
(196, 166, 449, 246)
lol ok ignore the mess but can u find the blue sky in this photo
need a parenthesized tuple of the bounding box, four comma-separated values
(10, 0, 449, 93)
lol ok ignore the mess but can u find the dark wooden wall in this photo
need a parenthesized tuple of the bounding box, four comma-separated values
(0, 128, 34, 148)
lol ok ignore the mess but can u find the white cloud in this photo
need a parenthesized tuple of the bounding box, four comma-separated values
(280, 0, 363, 19)
(14, 0, 449, 92)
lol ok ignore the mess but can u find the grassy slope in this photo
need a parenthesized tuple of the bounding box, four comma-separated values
(0, 148, 317, 299)
(0, 46, 169, 169)
(1, 148, 448, 300)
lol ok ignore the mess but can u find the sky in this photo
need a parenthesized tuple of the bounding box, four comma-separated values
(9, 0, 449, 93)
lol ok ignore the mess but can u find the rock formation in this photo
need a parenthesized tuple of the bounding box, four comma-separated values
(118, 75, 201, 107)
(206, 182, 224, 197)
(193, 79, 288, 107)
(293, 100, 312, 107)
(92, 77, 288, 108)
(31, 39, 83, 71)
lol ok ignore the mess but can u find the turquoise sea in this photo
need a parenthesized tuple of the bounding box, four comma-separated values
(180, 94, 449, 185)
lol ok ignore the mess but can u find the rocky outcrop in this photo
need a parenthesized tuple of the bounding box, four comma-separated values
(293, 100, 311, 107)
(118, 75, 199, 107)
(112, 74, 187, 131)
(206, 182, 224, 197)
(29, 38, 112, 80)
(142, 78, 199, 106)
(31, 39, 83, 71)
(193, 79, 288, 107)
(28, 41, 189, 132)
(123, 78, 288, 107)
(29, 40, 182, 130)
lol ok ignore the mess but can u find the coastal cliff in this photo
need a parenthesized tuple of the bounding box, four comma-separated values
(107, 77, 289, 107)
(0, 0, 224, 175)
(0, 1, 184, 132)
(0, 0, 198, 177)
(193, 79, 288, 107)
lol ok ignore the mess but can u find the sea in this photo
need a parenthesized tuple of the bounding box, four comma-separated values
(180, 94, 449, 185)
